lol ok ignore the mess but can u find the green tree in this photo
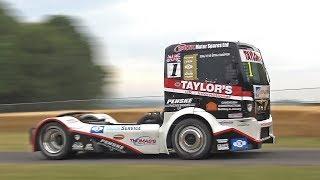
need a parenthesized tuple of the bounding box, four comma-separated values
(0, 4, 22, 103)
(0, 4, 108, 105)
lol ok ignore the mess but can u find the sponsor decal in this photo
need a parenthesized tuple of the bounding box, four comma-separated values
(98, 139, 125, 153)
(174, 81, 181, 87)
(121, 125, 141, 131)
(90, 126, 104, 133)
(174, 44, 196, 52)
(217, 139, 229, 151)
(231, 138, 249, 151)
(74, 134, 81, 141)
(167, 63, 181, 78)
(167, 98, 192, 104)
(259, 121, 272, 127)
(113, 134, 125, 140)
(66, 119, 79, 123)
(239, 49, 263, 63)
(130, 136, 156, 146)
(228, 113, 243, 119)
(206, 102, 218, 111)
(217, 139, 228, 143)
(218, 101, 242, 111)
(199, 52, 230, 58)
(185, 64, 193, 70)
(174, 43, 229, 52)
(104, 126, 121, 131)
(256, 99, 268, 112)
(166, 53, 181, 62)
(164, 79, 253, 101)
(84, 143, 94, 151)
(205, 43, 229, 49)
(72, 142, 84, 150)
(166, 98, 195, 108)
(183, 54, 198, 80)
(219, 120, 234, 125)
(180, 80, 232, 95)
(238, 121, 250, 127)
(217, 143, 229, 151)
(247, 103, 253, 112)
(254, 85, 270, 99)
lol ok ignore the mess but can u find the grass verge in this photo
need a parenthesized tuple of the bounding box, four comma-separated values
(0, 164, 319, 180)
(264, 137, 320, 149)
(0, 133, 30, 152)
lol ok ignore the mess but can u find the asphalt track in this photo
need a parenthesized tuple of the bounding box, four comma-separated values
(0, 149, 319, 165)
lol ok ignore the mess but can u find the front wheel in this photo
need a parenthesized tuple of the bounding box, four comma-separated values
(38, 122, 71, 160)
(171, 118, 212, 159)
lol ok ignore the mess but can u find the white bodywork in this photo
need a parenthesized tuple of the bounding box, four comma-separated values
(46, 107, 274, 154)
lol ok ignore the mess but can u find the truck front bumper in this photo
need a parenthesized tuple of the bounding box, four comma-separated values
(213, 116, 275, 152)
(262, 134, 275, 143)
(258, 117, 275, 144)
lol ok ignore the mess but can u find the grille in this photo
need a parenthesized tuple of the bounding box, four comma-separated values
(260, 127, 270, 139)
(254, 99, 270, 121)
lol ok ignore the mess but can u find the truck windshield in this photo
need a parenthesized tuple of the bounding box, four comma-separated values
(242, 62, 269, 85)
(239, 48, 269, 85)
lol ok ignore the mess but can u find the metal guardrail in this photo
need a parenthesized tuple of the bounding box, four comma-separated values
(0, 87, 319, 112)
(0, 96, 164, 112)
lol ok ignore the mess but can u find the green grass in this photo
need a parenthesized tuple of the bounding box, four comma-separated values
(0, 164, 319, 180)
(0, 133, 30, 152)
(264, 136, 320, 149)
(0, 132, 320, 152)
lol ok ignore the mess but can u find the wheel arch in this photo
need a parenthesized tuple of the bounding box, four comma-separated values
(165, 114, 213, 149)
(32, 118, 69, 152)
(160, 107, 222, 153)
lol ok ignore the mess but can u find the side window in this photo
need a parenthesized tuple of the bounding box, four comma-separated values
(242, 62, 269, 85)
(197, 50, 239, 85)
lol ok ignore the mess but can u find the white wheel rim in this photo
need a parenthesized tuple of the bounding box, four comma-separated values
(41, 127, 66, 154)
(178, 126, 204, 153)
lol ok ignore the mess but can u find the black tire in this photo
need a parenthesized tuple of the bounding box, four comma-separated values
(171, 118, 212, 160)
(38, 122, 71, 160)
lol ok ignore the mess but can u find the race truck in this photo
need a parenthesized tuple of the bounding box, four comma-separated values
(30, 41, 275, 160)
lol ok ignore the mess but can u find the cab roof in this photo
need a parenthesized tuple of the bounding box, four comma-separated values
(165, 41, 259, 52)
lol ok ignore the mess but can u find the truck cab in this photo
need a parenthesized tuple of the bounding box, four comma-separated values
(163, 41, 274, 153)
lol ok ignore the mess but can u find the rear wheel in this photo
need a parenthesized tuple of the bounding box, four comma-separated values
(171, 118, 212, 159)
(38, 122, 71, 160)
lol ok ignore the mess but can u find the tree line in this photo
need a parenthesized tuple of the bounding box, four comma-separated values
(0, 3, 111, 106)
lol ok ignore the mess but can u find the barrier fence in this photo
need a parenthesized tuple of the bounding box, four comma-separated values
(0, 87, 319, 113)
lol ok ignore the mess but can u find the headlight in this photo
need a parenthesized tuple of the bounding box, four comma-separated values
(247, 102, 253, 112)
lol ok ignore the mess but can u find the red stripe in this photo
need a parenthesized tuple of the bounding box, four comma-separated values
(213, 128, 261, 144)
(164, 78, 252, 98)
(242, 91, 253, 97)
(71, 130, 143, 154)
